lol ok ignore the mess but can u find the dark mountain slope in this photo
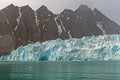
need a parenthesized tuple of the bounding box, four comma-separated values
(0, 4, 120, 55)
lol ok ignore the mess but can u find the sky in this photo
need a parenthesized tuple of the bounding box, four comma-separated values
(0, 0, 120, 25)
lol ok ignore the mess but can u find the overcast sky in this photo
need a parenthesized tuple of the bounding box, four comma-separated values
(1, 0, 120, 24)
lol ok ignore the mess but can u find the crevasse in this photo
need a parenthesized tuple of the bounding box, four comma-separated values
(1, 34, 120, 61)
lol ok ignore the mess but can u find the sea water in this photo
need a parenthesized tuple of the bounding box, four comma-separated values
(0, 61, 120, 80)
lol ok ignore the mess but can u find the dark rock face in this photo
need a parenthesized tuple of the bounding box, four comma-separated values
(0, 4, 120, 55)
(14, 5, 41, 48)
(60, 5, 103, 38)
(94, 8, 120, 34)
(36, 6, 59, 41)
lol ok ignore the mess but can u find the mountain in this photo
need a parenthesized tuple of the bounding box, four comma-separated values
(0, 4, 120, 55)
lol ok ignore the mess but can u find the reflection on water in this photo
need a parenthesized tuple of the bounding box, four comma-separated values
(0, 61, 120, 80)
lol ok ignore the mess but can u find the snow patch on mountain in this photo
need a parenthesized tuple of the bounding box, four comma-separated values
(48, 14, 51, 17)
(54, 15, 63, 36)
(61, 18, 72, 38)
(76, 15, 82, 20)
(67, 31, 72, 38)
(54, 15, 72, 38)
(34, 11, 39, 26)
(14, 7, 22, 31)
(28, 40, 31, 43)
(97, 22, 106, 35)
(66, 17, 70, 20)
(59, 17, 66, 31)
(0, 35, 2, 38)
(43, 25, 45, 29)
(18, 37, 20, 40)
(6, 19, 9, 24)
(59, 16, 72, 38)
(76, 15, 82, 23)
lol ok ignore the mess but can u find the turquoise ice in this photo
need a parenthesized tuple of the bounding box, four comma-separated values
(1, 34, 120, 61)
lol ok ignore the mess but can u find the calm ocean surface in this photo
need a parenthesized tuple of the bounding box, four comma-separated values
(0, 61, 120, 80)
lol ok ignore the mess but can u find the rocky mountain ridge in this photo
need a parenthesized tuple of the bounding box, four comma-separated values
(0, 4, 120, 55)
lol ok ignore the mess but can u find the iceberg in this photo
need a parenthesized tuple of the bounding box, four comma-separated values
(1, 34, 120, 61)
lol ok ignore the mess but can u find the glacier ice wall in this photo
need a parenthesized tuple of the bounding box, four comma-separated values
(1, 34, 120, 61)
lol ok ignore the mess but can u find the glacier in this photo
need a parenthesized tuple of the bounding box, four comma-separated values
(1, 34, 120, 61)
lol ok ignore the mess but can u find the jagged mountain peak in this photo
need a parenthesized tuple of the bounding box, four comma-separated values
(79, 4, 89, 8)
(40, 5, 47, 9)
(3, 4, 17, 10)
(61, 9, 74, 14)
(94, 8, 102, 14)
(94, 8, 105, 16)
(36, 5, 54, 18)
(7, 4, 15, 7)
(21, 5, 33, 11)
(0, 4, 120, 56)
(21, 5, 30, 8)
(76, 4, 93, 12)
(94, 8, 99, 12)
(93, 8, 108, 22)
(37, 5, 48, 12)
(62, 9, 73, 12)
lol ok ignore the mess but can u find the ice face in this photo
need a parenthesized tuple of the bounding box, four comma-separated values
(1, 34, 120, 61)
